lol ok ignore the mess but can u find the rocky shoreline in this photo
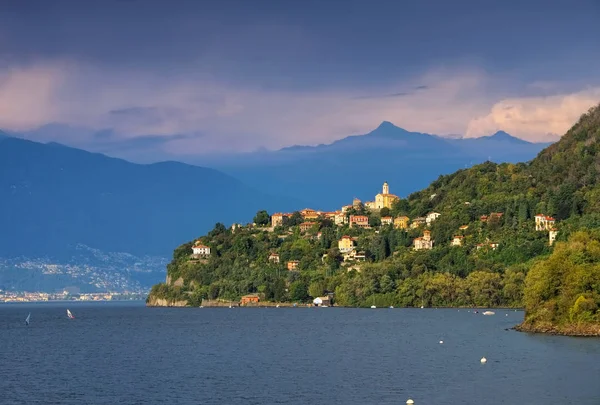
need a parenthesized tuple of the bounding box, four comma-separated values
(145, 296, 187, 307)
(514, 321, 600, 337)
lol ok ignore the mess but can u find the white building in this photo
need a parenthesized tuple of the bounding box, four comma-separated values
(381, 216, 393, 226)
(268, 253, 280, 263)
(426, 212, 441, 225)
(334, 211, 348, 226)
(192, 244, 211, 256)
(451, 236, 464, 247)
(414, 230, 434, 250)
(535, 214, 556, 231)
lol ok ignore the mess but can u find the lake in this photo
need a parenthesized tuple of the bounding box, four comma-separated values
(0, 302, 598, 404)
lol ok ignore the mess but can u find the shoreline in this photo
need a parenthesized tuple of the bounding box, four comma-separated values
(514, 322, 600, 337)
(146, 300, 524, 310)
(0, 299, 146, 304)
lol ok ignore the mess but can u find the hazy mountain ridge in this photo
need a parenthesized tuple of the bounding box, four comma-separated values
(0, 135, 304, 294)
(207, 123, 552, 209)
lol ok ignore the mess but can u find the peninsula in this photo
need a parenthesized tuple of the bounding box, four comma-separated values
(148, 104, 600, 336)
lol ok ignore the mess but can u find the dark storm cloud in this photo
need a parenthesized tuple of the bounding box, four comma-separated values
(0, 0, 599, 156)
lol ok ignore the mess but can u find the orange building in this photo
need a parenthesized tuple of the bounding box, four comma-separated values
(287, 260, 300, 271)
(241, 294, 260, 305)
(349, 215, 369, 228)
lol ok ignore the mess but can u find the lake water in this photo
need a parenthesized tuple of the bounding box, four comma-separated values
(0, 302, 598, 405)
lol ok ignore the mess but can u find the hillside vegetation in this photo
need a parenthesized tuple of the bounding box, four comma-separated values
(149, 104, 600, 334)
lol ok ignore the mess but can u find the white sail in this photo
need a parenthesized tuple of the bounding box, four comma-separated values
(25, 313, 31, 325)
(67, 309, 74, 319)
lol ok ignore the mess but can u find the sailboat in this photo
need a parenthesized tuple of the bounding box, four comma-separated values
(25, 313, 31, 326)
(67, 309, 75, 319)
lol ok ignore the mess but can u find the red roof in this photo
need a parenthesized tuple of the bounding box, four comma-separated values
(194, 244, 209, 249)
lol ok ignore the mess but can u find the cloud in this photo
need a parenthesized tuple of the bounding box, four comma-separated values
(0, 61, 598, 157)
(0, 63, 68, 129)
(465, 88, 600, 142)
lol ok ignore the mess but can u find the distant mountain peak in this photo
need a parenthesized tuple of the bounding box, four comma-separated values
(485, 130, 531, 144)
(376, 121, 397, 129)
(368, 121, 415, 138)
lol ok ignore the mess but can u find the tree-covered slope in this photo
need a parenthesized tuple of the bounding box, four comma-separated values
(150, 104, 600, 334)
(516, 231, 600, 335)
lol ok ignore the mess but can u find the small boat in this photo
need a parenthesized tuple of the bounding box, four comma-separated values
(389, 306, 394, 309)
(25, 313, 31, 326)
(420, 305, 424, 309)
(370, 305, 376, 309)
(482, 311, 495, 316)
(67, 309, 75, 319)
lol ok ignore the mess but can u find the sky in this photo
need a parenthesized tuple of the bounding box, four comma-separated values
(1, 0, 599, 160)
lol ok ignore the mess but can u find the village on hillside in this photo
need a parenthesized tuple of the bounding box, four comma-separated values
(190, 181, 559, 271)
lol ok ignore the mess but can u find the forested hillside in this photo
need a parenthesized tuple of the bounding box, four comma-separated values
(149, 104, 600, 334)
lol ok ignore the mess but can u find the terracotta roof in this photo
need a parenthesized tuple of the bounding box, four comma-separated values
(194, 244, 210, 249)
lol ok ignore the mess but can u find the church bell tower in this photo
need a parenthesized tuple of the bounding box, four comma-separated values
(383, 181, 389, 195)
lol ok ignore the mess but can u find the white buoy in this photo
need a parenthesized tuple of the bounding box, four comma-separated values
(407, 399, 414, 404)
(506, 314, 508, 316)
(480, 357, 487, 363)
(439, 340, 443, 344)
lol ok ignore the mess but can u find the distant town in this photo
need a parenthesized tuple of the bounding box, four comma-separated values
(191, 181, 559, 270)
(0, 290, 146, 303)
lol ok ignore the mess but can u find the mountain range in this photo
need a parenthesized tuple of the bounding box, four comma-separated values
(203, 123, 551, 208)
(0, 123, 551, 292)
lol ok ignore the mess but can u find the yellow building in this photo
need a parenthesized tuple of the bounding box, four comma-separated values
(300, 208, 320, 220)
(338, 235, 356, 253)
(375, 181, 399, 209)
(394, 216, 409, 229)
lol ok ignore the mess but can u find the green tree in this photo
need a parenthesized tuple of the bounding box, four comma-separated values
(309, 281, 326, 298)
(289, 280, 309, 302)
(288, 211, 303, 227)
(253, 210, 270, 226)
